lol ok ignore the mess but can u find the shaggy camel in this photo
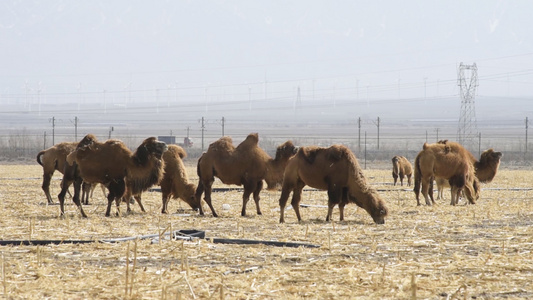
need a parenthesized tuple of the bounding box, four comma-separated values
(195, 133, 297, 217)
(65, 134, 167, 217)
(391, 155, 413, 186)
(413, 141, 480, 206)
(36, 142, 78, 204)
(160, 145, 199, 214)
(279, 145, 388, 224)
(434, 140, 502, 201)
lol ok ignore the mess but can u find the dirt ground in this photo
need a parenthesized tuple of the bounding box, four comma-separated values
(0, 164, 532, 299)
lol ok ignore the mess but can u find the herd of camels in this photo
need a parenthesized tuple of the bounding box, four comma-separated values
(36, 133, 503, 224)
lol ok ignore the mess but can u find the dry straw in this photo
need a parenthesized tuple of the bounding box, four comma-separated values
(0, 165, 532, 298)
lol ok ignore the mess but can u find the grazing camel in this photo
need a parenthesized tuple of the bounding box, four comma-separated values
(391, 155, 413, 186)
(195, 133, 297, 217)
(413, 141, 480, 206)
(435, 140, 502, 201)
(160, 145, 199, 214)
(36, 142, 78, 204)
(279, 145, 388, 224)
(64, 134, 167, 217)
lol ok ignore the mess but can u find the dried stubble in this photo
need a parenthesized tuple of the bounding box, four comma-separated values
(0, 165, 532, 299)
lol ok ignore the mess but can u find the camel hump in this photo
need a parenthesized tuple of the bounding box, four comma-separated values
(168, 144, 187, 159)
(298, 146, 319, 164)
(423, 143, 428, 150)
(209, 136, 235, 152)
(237, 133, 259, 150)
(326, 144, 348, 162)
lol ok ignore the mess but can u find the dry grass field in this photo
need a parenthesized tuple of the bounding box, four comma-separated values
(0, 164, 532, 299)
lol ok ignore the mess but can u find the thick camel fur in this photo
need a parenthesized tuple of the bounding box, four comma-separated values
(195, 133, 297, 217)
(413, 141, 480, 206)
(160, 145, 198, 213)
(391, 155, 413, 186)
(66, 134, 167, 217)
(36, 142, 78, 204)
(434, 140, 502, 201)
(279, 145, 388, 224)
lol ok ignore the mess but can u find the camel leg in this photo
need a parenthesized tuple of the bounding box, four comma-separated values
(421, 177, 432, 206)
(71, 177, 87, 218)
(278, 184, 293, 223)
(81, 182, 91, 205)
(338, 188, 349, 221)
(134, 194, 145, 212)
(407, 175, 412, 187)
(161, 192, 171, 214)
(202, 180, 218, 217)
(58, 177, 72, 216)
(195, 181, 205, 215)
(326, 186, 342, 222)
(42, 172, 55, 204)
(252, 180, 263, 215)
(290, 181, 306, 222)
(399, 172, 404, 186)
(393, 174, 398, 186)
(240, 181, 256, 217)
(428, 178, 436, 205)
(106, 181, 125, 217)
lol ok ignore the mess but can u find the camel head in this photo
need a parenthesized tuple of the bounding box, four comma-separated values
(349, 189, 388, 224)
(367, 191, 388, 224)
(265, 140, 298, 190)
(274, 140, 298, 162)
(134, 137, 168, 165)
(182, 183, 200, 211)
(475, 148, 503, 183)
(77, 134, 98, 149)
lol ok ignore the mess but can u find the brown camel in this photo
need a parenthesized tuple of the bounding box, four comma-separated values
(195, 133, 297, 217)
(36, 142, 78, 204)
(65, 134, 167, 217)
(391, 155, 413, 186)
(279, 145, 388, 224)
(160, 145, 199, 214)
(434, 140, 502, 201)
(413, 141, 480, 206)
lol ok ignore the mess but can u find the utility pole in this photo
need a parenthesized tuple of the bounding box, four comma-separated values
(43, 132, 47, 149)
(50, 117, 55, 145)
(201, 117, 205, 152)
(358, 117, 361, 153)
(526, 117, 529, 153)
(74, 116, 78, 141)
(374, 117, 380, 150)
(108, 126, 114, 139)
(221, 117, 225, 137)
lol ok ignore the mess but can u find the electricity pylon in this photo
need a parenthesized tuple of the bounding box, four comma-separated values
(457, 63, 478, 149)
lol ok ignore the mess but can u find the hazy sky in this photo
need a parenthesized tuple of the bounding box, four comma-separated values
(2, 0, 533, 105)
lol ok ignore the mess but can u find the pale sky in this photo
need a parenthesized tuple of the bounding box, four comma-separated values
(2, 0, 533, 112)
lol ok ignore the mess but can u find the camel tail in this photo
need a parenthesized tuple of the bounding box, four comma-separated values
(36, 150, 45, 166)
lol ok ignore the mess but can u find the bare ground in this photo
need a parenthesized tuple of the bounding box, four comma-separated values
(0, 164, 532, 299)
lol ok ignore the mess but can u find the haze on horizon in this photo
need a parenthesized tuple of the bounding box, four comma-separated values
(1, 0, 532, 126)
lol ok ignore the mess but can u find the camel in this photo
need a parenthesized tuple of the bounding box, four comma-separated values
(434, 141, 502, 201)
(195, 133, 297, 217)
(65, 134, 167, 217)
(36, 142, 78, 204)
(160, 145, 199, 214)
(278, 145, 388, 224)
(391, 155, 413, 186)
(413, 141, 480, 206)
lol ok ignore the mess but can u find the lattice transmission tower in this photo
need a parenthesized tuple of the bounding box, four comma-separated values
(456, 62, 478, 149)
